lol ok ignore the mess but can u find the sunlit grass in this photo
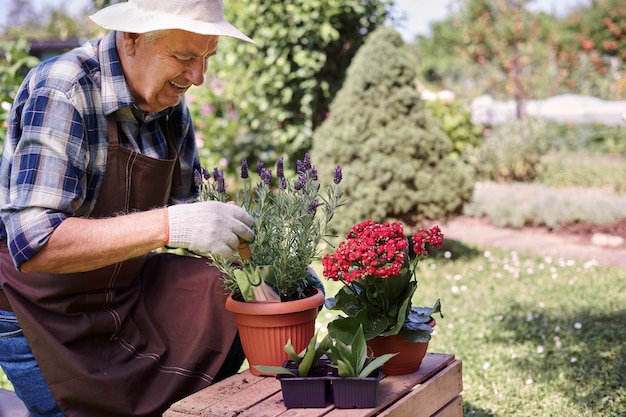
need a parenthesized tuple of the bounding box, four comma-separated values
(3, 240, 624, 417)
(316, 239, 626, 417)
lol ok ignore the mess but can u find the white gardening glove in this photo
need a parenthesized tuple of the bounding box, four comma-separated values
(167, 201, 254, 258)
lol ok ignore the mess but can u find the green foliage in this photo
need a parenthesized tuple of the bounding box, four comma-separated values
(413, 0, 625, 102)
(325, 325, 396, 378)
(464, 181, 626, 230)
(389, 248, 626, 417)
(0, 38, 40, 150)
(254, 331, 332, 376)
(311, 26, 475, 236)
(536, 152, 626, 193)
(199, 155, 345, 300)
(559, 0, 626, 98)
(197, 0, 391, 175)
(470, 117, 550, 182)
(425, 99, 485, 159)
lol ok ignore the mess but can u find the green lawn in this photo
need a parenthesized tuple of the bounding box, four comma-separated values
(318, 239, 626, 416)
(3, 239, 625, 417)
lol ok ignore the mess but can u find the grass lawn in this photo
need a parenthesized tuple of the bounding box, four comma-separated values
(317, 238, 626, 416)
(2, 239, 624, 417)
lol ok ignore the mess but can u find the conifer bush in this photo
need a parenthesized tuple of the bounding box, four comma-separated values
(311, 27, 475, 235)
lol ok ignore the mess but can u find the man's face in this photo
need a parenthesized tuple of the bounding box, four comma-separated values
(121, 30, 219, 113)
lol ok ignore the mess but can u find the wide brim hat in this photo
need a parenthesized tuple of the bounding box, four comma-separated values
(90, 0, 254, 44)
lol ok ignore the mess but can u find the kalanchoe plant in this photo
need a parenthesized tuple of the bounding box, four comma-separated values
(323, 220, 444, 343)
(197, 154, 345, 302)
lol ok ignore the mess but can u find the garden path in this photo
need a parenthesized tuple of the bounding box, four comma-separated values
(442, 216, 626, 269)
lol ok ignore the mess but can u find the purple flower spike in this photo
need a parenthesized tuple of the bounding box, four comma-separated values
(276, 157, 284, 179)
(202, 167, 211, 180)
(194, 169, 203, 187)
(261, 168, 273, 185)
(241, 159, 249, 179)
(310, 166, 318, 181)
(257, 161, 265, 175)
(334, 165, 343, 184)
(294, 175, 307, 191)
(217, 174, 226, 194)
(307, 199, 320, 214)
(279, 176, 287, 189)
(302, 153, 312, 171)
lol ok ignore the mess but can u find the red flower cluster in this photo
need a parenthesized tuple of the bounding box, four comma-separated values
(322, 220, 407, 282)
(413, 225, 444, 256)
(323, 220, 445, 283)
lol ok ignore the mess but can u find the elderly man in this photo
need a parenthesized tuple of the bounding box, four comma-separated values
(0, 1, 255, 416)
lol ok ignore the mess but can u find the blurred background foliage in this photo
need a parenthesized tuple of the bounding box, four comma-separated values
(0, 0, 624, 233)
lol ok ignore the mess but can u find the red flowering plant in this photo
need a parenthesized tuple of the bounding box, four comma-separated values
(323, 220, 444, 343)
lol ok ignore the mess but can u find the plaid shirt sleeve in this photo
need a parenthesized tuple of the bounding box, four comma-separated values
(0, 72, 93, 267)
(0, 33, 200, 268)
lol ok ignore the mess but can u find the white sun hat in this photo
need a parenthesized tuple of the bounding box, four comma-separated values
(90, 0, 254, 44)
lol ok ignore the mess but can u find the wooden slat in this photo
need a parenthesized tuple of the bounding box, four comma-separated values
(163, 353, 462, 417)
(432, 396, 463, 417)
(377, 360, 463, 417)
(323, 353, 456, 417)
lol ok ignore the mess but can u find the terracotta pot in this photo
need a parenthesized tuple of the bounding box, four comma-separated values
(366, 318, 436, 375)
(225, 288, 324, 376)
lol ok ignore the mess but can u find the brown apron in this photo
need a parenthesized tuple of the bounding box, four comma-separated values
(0, 115, 238, 417)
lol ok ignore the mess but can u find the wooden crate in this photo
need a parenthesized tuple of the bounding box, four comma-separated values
(164, 353, 463, 417)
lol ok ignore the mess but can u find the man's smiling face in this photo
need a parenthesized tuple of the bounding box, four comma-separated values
(120, 29, 219, 113)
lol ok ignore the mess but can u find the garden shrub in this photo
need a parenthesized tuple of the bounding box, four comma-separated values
(199, 0, 390, 176)
(470, 117, 550, 182)
(0, 38, 40, 152)
(424, 99, 485, 160)
(537, 152, 626, 193)
(311, 27, 475, 236)
(464, 181, 626, 230)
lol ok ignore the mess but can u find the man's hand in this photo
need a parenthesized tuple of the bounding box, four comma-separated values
(167, 201, 254, 258)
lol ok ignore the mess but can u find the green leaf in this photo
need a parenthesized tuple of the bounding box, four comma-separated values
(297, 332, 320, 376)
(283, 338, 301, 363)
(252, 365, 295, 376)
(358, 353, 397, 378)
(233, 269, 255, 301)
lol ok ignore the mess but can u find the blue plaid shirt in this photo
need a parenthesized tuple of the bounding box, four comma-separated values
(0, 32, 200, 268)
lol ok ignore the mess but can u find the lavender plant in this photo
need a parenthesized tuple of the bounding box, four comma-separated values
(197, 154, 345, 302)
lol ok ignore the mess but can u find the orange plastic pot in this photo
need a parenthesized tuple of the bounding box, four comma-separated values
(225, 289, 324, 376)
(366, 318, 436, 375)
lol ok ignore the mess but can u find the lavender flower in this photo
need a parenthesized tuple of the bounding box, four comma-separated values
(261, 169, 273, 185)
(202, 167, 211, 180)
(334, 165, 343, 184)
(194, 169, 203, 187)
(276, 157, 284, 179)
(279, 176, 287, 190)
(302, 153, 312, 171)
(307, 199, 321, 214)
(310, 166, 318, 181)
(215, 171, 226, 194)
(241, 159, 249, 179)
(294, 175, 307, 191)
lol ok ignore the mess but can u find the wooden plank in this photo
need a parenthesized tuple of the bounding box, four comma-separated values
(199, 376, 282, 417)
(322, 354, 456, 417)
(167, 371, 279, 416)
(432, 396, 463, 417)
(237, 391, 335, 417)
(163, 353, 461, 417)
(377, 360, 463, 417)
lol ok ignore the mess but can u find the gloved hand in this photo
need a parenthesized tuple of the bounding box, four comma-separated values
(166, 201, 254, 258)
